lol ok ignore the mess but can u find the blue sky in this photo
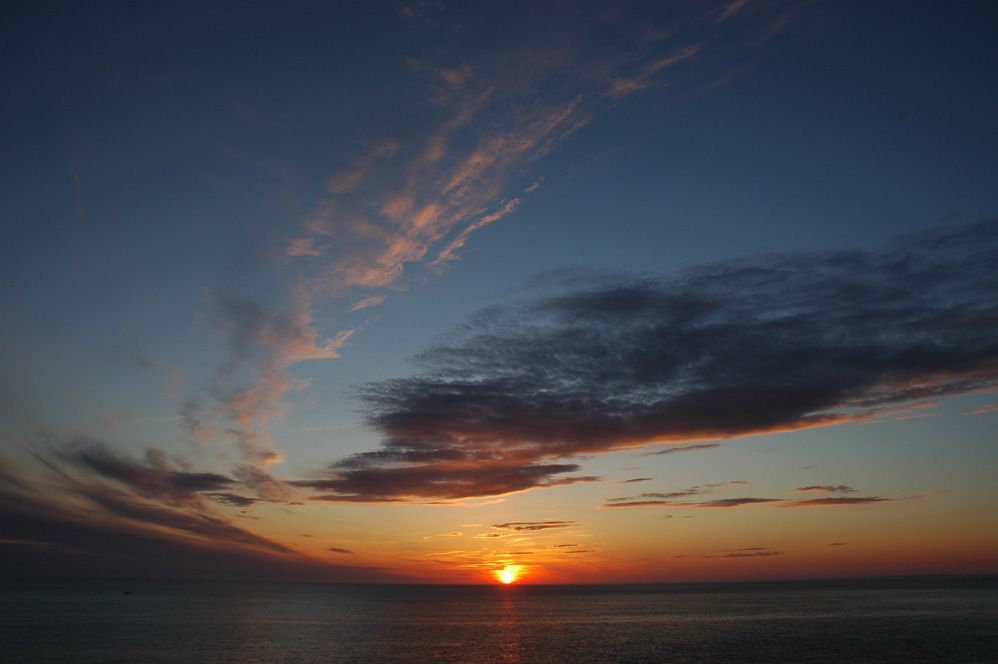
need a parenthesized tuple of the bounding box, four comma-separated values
(1, 1, 996, 583)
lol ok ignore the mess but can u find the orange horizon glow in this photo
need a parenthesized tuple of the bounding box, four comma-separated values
(493, 565, 523, 584)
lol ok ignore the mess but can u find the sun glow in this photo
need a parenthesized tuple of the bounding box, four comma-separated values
(494, 565, 522, 584)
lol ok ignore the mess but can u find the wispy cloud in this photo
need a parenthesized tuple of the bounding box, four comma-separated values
(0, 453, 406, 581)
(602, 477, 654, 487)
(791, 485, 856, 494)
(13, 447, 295, 554)
(348, 295, 388, 313)
(56, 440, 299, 507)
(604, 493, 921, 509)
(195, 1, 810, 476)
(314, 221, 998, 502)
(490, 520, 575, 532)
(327, 546, 355, 555)
(604, 496, 784, 509)
(58, 439, 237, 508)
(605, 482, 748, 504)
(208, 493, 260, 508)
(693, 498, 785, 508)
(780, 496, 907, 507)
(187, 298, 353, 466)
(704, 548, 783, 559)
(644, 443, 723, 456)
(716, 0, 752, 24)
(603, 478, 924, 510)
(0, 444, 418, 581)
(606, 44, 702, 99)
(430, 198, 521, 270)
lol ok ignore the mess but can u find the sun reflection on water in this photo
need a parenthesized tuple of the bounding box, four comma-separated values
(496, 587, 522, 663)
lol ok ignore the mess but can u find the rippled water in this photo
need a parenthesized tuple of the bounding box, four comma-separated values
(2, 577, 995, 663)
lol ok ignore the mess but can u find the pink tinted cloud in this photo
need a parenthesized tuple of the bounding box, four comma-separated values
(194, 298, 353, 466)
(198, 1, 825, 488)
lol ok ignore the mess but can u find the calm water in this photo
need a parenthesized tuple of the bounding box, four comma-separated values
(2, 577, 996, 663)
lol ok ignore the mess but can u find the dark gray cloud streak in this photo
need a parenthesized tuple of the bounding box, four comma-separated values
(58, 440, 237, 506)
(308, 221, 998, 502)
(0, 467, 377, 583)
(0, 446, 410, 582)
(490, 520, 575, 532)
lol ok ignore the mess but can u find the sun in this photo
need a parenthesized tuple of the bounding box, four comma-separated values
(493, 564, 522, 584)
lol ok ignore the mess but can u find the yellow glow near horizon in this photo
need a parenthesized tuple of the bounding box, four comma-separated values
(494, 565, 522, 584)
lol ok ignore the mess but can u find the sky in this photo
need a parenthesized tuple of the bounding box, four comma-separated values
(1, 0, 996, 585)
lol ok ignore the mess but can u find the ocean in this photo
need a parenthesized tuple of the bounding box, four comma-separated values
(2, 577, 995, 663)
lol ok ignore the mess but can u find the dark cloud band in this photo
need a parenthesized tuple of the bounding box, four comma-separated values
(313, 221, 998, 502)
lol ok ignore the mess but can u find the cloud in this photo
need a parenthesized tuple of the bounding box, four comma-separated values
(604, 493, 921, 509)
(791, 485, 856, 494)
(644, 443, 723, 456)
(524, 178, 544, 193)
(232, 464, 295, 503)
(315, 221, 998, 502)
(294, 462, 600, 503)
(716, 0, 752, 24)
(208, 493, 260, 508)
(57, 440, 299, 508)
(327, 547, 355, 555)
(58, 440, 236, 507)
(430, 198, 522, 270)
(602, 479, 922, 509)
(601, 477, 654, 487)
(694, 498, 785, 508)
(604, 495, 785, 509)
(0, 464, 404, 582)
(194, 298, 353, 465)
(713, 549, 784, 559)
(780, 496, 902, 507)
(0, 459, 32, 491)
(607, 45, 702, 99)
(20, 448, 297, 556)
(0, 446, 415, 582)
(490, 521, 575, 532)
(184, 1, 815, 480)
(348, 295, 388, 313)
(606, 489, 705, 503)
(70, 483, 294, 554)
(284, 2, 807, 300)
(286, 238, 325, 257)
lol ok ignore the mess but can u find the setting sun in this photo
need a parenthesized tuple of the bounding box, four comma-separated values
(494, 565, 522, 584)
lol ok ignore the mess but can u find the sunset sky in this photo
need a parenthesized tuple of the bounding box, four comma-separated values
(2, 0, 996, 584)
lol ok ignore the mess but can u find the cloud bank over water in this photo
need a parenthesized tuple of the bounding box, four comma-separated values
(300, 221, 998, 502)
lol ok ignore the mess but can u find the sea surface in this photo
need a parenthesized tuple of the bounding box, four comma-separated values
(2, 576, 996, 663)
